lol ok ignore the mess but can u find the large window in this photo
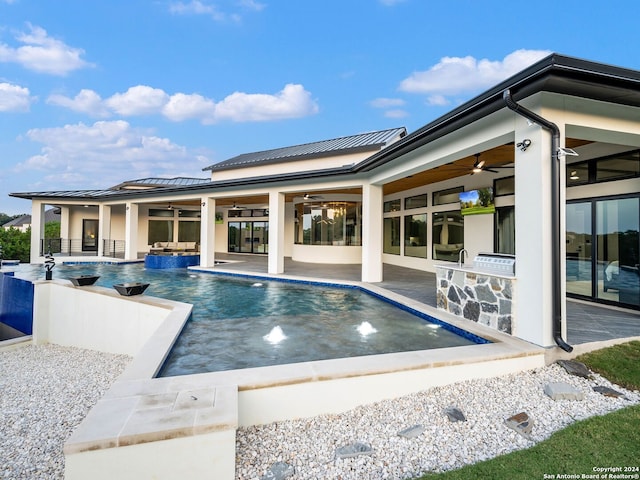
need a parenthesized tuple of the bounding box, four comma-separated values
(384, 199, 401, 213)
(405, 194, 427, 210)
(148, 220, 174, 244)
(383, 217, 400, 255)
(432, 211, 464, 261)
(178, 221, 200, 242)
(295, 202, 361, 246)
(495, 206, 515, 254)
(567, 150, 640, 187)
(404, 214, 427, 258)
(433, 186, 463, 206)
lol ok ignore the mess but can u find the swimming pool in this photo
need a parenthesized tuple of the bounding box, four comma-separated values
(11, 263, 485, 376)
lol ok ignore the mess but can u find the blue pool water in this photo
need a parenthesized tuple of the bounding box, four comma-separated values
(12, 263, 484, 376)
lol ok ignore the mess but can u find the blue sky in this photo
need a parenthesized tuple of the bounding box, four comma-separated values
(1, 0, 639, 214)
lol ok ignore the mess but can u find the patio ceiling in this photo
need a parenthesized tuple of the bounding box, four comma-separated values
(382, 138, 591, 195)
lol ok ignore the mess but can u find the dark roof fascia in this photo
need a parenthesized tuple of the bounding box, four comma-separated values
(9, 165, 357, 202)
(355, 53, 640, 173)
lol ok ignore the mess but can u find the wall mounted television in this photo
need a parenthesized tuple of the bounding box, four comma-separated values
(459, 188, 495, 216)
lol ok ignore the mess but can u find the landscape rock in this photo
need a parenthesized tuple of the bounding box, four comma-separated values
(593, 385, 627, 399)
(397, 424, 425, 439)
(260, 461, 295, 480)
(335, 442, 373, 459)
(556, 359, 592, 378)
(444, 406, 467, 422)
(544, 382, 585, 401)
(505, 411, 533, 439)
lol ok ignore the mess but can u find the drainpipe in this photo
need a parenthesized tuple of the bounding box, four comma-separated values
(503, 89, 573, 352)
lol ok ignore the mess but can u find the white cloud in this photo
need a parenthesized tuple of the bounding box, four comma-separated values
(105, 85, 170, 116)
(162, 92, 216, 122)
(426, 94, 449, 106)
(369, 97, 405, 108)
(16, 120, 207, 188)
(169, 1, 225, 20)
(49, 83, 319, 124)
(0, 24, 92, 75)
(384, 109, 408, 119)
(47, 89, 110, 117)
(169, 0, 264, 21)
(0, 82, 35, 112)
(212, 83, 318, 122)
(239, 0, 266, 11)
(399, 49, 552, 99)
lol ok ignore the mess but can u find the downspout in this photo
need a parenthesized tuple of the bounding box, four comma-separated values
(503, 89, 573, 352)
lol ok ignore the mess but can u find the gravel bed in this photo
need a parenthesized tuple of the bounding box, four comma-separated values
(0, 344, 131, 480)
(235, 364, 640, 480)
(1, 345, 637, 480)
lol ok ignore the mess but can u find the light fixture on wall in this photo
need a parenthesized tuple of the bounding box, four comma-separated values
(167, 204, 173, 210)
(557, 147, 579, 157)
(516, 139, 531, 151)
(201, 201, 206, 207)
(569, 170, 580, 180)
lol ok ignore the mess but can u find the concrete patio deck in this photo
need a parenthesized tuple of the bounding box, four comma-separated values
(207, 253, 639, 347)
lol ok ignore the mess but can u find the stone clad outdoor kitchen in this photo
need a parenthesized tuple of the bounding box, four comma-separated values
(436, 253, 516, 335)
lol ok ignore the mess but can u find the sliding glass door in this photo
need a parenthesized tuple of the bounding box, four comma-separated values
(228, 221, 268, 254)
(566, 202, 592, 297)
(567, 196, 639, 308)
(596, 198, 639, 306)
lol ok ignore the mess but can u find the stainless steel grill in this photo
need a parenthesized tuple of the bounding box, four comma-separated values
(473, 253, 516, 276)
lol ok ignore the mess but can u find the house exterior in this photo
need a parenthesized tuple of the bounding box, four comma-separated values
(10, 53, 640, 351)
(2, 208, 61, 232)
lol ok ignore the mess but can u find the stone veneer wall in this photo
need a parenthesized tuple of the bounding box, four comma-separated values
(436, 267, 515, 335)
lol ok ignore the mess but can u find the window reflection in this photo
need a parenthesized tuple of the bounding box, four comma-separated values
(432, 211, 464, 261)
(404, 214, 427, 258)
(295, 202, 362, 246)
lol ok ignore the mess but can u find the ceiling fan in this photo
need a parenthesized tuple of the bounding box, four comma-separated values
(302, 193, 323, 200)
(469, 153, 513, 175)
(223, 202, 246, 210)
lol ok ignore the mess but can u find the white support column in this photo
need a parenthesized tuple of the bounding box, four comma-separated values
(97, 205, 112, 257)
(361, 183, 383, 282)
(268, 190, 285, 274)
(200, 197, 216, 267)
(514, 122, 555, 347)
(59, 206, 70, 244)
(124, 202, 139, 261)
(30, 201, 45, 262)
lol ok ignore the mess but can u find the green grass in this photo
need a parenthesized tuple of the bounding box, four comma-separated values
(416, 341, 640, 480)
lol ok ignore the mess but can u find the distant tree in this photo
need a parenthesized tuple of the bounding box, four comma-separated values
(45, 221, 61, 239)
(0, 213, 24, 226)
(0, 227, 30, 263)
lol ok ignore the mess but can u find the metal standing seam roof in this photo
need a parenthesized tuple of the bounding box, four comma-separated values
(9, 178, 214, 200)
(203, 127, 407, 172)
(111, 177, 211, 189)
